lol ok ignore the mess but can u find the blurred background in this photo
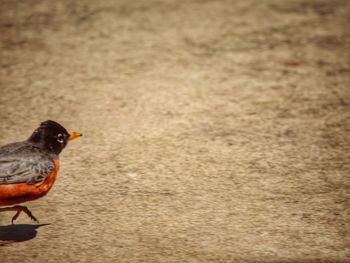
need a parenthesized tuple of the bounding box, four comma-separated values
(0, 0, 349, 262)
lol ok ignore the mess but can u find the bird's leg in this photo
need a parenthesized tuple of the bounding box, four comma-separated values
(0, 206, 39, 224)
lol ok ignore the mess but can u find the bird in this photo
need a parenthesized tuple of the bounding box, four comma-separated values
(0, 120, 82, 224)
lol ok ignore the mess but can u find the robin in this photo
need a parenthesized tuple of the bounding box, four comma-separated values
(0, 120, 82, 224)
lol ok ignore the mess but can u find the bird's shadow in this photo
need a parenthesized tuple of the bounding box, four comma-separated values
(0, 224, 49, 246)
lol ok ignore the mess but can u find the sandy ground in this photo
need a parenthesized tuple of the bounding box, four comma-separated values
(0, 0, 350, 262)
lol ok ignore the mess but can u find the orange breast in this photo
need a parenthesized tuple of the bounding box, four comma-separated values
(0, 160, 60, 206)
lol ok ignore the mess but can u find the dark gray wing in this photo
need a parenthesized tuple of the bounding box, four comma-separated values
(0, 141, 27, 157)
(0, 150, 55, 185)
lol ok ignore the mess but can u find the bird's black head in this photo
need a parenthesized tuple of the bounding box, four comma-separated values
(28, 120, 82, 155)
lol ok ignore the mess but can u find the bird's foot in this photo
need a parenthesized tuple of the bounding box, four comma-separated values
(0, 206, 39, 224)
(12, 206, 39, 224)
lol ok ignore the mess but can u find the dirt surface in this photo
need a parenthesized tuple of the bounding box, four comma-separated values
(0, 0, 350, 262)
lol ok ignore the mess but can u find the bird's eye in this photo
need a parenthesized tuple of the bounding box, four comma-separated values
(57, 133, 64, 143)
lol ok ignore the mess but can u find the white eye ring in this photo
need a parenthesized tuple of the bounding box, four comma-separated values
(57, 133, 64, 143)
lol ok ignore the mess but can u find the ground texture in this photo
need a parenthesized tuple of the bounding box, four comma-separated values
(0, 0, 350, 262)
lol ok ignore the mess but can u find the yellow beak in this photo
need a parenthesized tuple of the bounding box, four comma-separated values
(68, 131, 82, 141)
